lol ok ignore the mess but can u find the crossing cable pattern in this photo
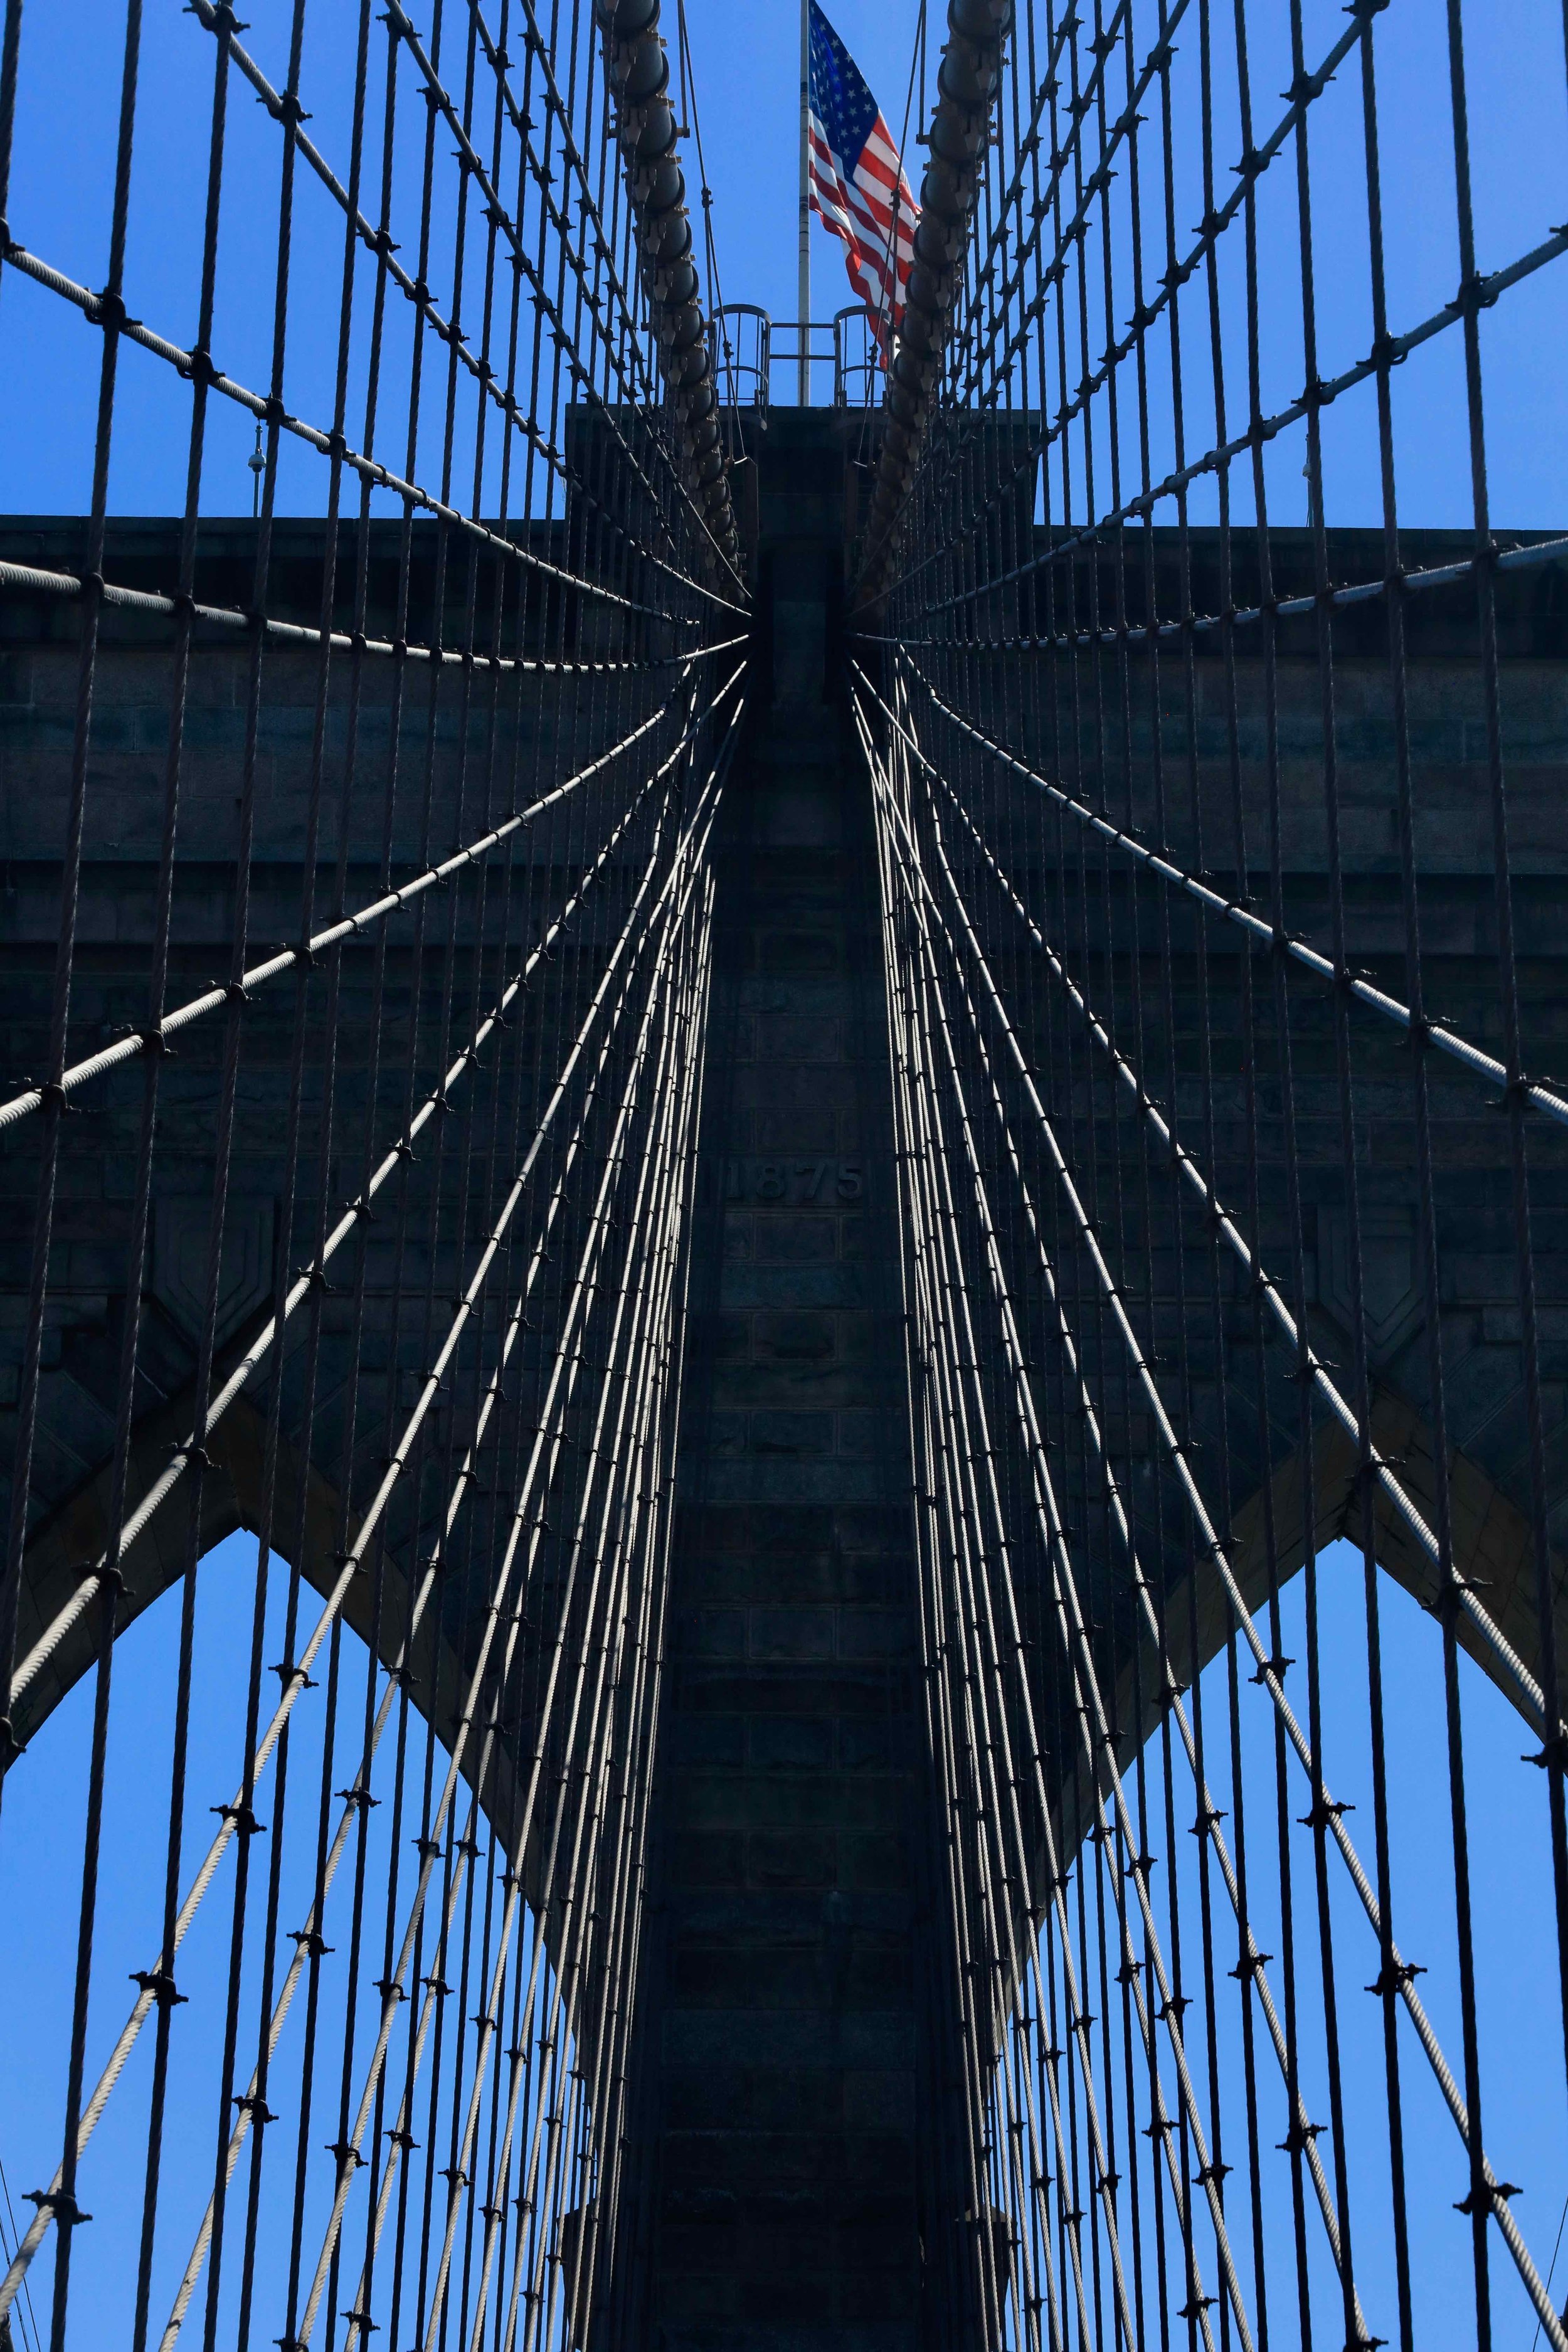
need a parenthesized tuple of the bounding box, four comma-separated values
(0, 0, 747, 2343)
(852, 0, 1568, 2346)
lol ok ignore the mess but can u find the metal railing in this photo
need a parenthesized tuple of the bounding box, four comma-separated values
(707, 302, 771, 419)
(832, 306, 881, 411)
(708, 305, 884, 417)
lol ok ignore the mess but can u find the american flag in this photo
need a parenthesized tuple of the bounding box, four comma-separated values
(807, 1, 919, 359)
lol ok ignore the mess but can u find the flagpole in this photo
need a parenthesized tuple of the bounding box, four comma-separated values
(798, 0, 810, 403)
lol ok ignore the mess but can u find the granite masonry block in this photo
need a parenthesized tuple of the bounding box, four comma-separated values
(659, 2329, 913, 2352)
(835, 1409, 881, 1457)
(837, 1833, 908, 1891)
(839, 2277, 919, 2324)
(739, 2065, 848, 2132)
(838, 2139, 920, 2205)
(752, 1310, 835, 1361)
(748, 1409, 834, 1454)
(753, 1109, 839, 1153)
(753, 1216, 839, 1264)
(838, 1719, 909, 1771)
(671, 1833, 748, 1889)
(726, 1775, 896, 1834)
(755, 1012, 842, 1060)
(707, 1361, 908, 1411)
(712, 1310, 751, 1359)
(834, 1312, 880, 1365)
(679, 1665, 913, 1720)
(835, 1610, 912, 1660)
(842, 2071, 917, 2132)
(669, 1888, 839, 1943)
(722, 1267, 870, 1311)
(669, 1714, 748, 1769)
(748, 1605, 837, 1661)
(680, 1552, 908, 1608)
(700, 1459, 886, 1505)
(749, 1715, 835, 1771)
(760, 931, 839, 975)
(672, 1945, 844, 2011)
(746, 1830, 837, 1888)
(677, 1608, 747, 1659)
(662, 2008, 850, 2070)
(738, 2269, 834, 2325)
(664, 2064, 755, 2130)
(677, 1502, 838, 1552)
(677, 1774, 783, 1833)
(733, 2222, 846, 2279)
(733, 1065, 858, 1113)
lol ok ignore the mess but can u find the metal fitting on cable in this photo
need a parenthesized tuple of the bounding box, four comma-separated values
(593, 0, 743, 582)
(857, 0, 1014, 609)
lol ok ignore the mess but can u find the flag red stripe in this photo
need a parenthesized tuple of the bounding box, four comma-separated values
(807, 97, 919, 358)
(808, 138, 914, 264)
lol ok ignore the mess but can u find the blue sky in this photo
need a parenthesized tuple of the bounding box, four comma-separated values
(1, 1, 1567, 2339)
(0, 1529, 573, 2352)
(0, 1532, 1563, 2347)
(0, 0, 1562, 527)
(0, 0, 930, 517)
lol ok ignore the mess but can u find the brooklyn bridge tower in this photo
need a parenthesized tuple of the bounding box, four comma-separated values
(0, 2, 1566, 2347)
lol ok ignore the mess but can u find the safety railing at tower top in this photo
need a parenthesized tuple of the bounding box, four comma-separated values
(708, 303, 771, 421)
(767, 318, 835, 408)
(832, 306, 882, 413)
(707, 304, 884, 420)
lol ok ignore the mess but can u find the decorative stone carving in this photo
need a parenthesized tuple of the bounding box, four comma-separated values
(152, 1195, 275, 1351)
(1318, 1202, 1425, 1364)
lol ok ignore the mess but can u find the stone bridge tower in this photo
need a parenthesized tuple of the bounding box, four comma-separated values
(2, 415, 1566, 2345)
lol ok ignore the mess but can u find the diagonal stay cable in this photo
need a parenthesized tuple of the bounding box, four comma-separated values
(877, 0, 1568, 626)
(880, 874, 1130, 2352)
(403, 0, 745, 598)
(910, 188, 1568, 617)
(0, 233, 696, 623)
(871, 667, 1159, 2351)
(379, 0, 746, 608)
(867, 692, 1246, 2352)
(150, 823, 686, 2351)
(0, 667, 721, 1136)
(0, 556, 723, 677)
(5, 665, 744, 1715)
(429, 1037, 696, 2352)
(185, 0, 718, 612)
(159, 786, 716, 2352)
(862, 681, 1374, 2333)
(0, 684, 743, 2328)
(292, 737, 728, 2349)
(519, 871, 715, 2352)
(477, 0, 648, 405)
(900, 746, 1379, 2320)
(956, 0, 1144, 375)
(853, 667, 1568, 2352)
(897, 658, 1568, 1131)
(865, 682, 1552, 2343)
(401, 904, 704, 2352)
(881, 1, 1564, 622)
(0, 656, 741, 1135)
(338, 840, 709, 2347)
(854, 657, 1568, 1731)
(859, 530, 1568, 655)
